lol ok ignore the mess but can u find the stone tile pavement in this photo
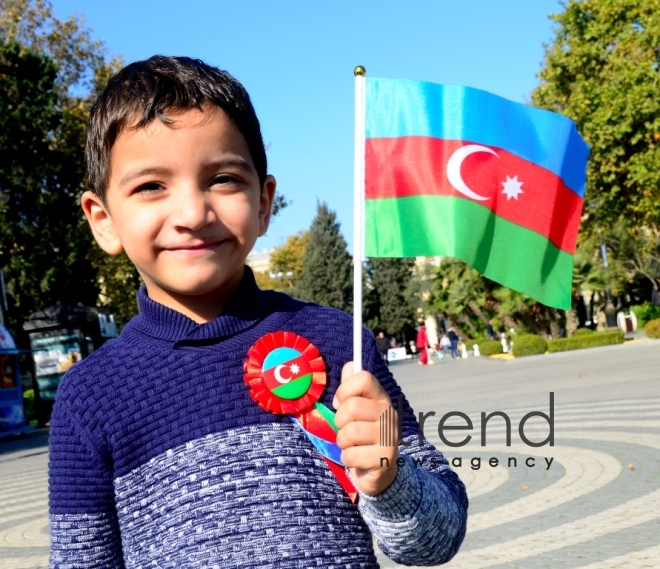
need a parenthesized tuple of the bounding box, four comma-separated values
(0, 339, 658, 568)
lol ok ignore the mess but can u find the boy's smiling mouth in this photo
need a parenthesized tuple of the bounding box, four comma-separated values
(164, 238, 226, 253)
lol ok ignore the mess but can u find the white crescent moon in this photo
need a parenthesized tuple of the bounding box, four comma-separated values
(273, 364, 291, 384)
(446, 144, 498, 201)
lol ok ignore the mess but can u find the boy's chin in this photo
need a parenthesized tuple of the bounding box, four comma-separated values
(155, 270, 244, 298)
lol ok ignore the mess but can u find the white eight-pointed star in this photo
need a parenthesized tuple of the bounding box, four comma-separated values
(289, 363, 300, 375)
(501, 175, 524, 200)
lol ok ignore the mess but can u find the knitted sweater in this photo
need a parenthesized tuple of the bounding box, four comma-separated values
(48, 268, 468, 568)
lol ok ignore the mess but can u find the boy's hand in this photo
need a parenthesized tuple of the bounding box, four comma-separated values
(333, 362, 398, 496)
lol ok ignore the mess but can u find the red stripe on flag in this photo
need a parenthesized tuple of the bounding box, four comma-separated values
(365, 137, 583, 254)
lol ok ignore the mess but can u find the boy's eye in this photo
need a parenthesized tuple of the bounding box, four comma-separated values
(134, 182, 164, 194)
(212, 174, 242, 186)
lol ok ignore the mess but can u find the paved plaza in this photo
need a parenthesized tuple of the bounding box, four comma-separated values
(1, 338, 658, 568)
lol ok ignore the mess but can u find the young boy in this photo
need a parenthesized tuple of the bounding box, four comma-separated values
(48, 56, 467, 568)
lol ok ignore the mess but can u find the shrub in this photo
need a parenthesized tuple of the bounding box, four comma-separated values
(630, 303, 660, 327)
(644, 318, 660, 339)
(465, 338, 486, 351)
(512, 334, 548, 357)
(573, 328, 594, 336)
(548, 331, 624, 353)
(480, 340, 503, 356)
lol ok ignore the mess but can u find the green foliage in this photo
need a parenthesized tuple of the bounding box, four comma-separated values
(90, 248, 140, 329)
(364, 258, 416, 343)
(252, 231, 309, 294)
(573, 328, 594, 336)
(631, 302, 660, 326)
(0, 38, 100, 338)
(599, 221, 660, 296)
(0, 1, 142, 335)
(270, 194, 289, 217)
(512, 334, 548, 358)
(644, 318, 660, 338)
(428, 259, 488, 322)
(479, 340, 503, 356)
(296, 203, 352, 313)
(0, 0, 108, 94)
(532, 0, 660, 232)
(548, 331, 624, 353)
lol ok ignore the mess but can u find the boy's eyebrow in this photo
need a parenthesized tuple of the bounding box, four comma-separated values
(117, 159, 254, 188)
(207, 158, 254, 175)
(118, 167, 172, 188)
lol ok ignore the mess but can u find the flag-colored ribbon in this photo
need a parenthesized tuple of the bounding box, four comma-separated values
(244, 331, 357, 502)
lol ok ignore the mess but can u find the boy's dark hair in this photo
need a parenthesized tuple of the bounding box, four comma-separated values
(86, 55, 267, 203)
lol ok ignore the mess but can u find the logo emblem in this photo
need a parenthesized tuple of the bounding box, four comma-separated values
(244, 332, 326, 415)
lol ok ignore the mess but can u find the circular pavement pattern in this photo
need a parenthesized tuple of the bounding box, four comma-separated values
(1, 341, 659, 568)
(374, 398, 660, 568)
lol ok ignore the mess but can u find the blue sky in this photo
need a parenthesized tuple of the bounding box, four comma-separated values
(53, 0, 563, 253)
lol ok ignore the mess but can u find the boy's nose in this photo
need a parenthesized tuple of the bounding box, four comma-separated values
(169, 186, 216, 231)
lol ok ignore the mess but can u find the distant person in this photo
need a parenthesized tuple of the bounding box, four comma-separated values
(46, 56, 467, 567)
(416, 324, 434, 365)
(376, 331, 390, 364)
(440, 333, 451, 355)
(486, 320, 495, 341)
(447, 327, 459, 359)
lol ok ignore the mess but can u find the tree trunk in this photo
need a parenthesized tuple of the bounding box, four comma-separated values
(468, 300, 490, 325)
(565, 309, 578, 337)
(458, 312, 477, 335)
(501, 314, 518, 332)
(549, 309, 560, 339)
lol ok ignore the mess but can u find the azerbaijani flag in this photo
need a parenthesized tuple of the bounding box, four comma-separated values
(363, 78, 589, 310)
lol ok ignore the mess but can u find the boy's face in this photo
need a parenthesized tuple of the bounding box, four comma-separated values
(82, 107, 275, 318)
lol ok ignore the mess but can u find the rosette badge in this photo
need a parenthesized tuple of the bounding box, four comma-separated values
(245, 331, 326, 415)
(244, 331, 357, 502)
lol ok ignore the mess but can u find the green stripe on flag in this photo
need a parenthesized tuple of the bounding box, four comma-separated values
(365, 195, 573, 309)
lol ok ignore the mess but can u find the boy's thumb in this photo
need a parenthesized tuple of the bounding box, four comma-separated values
(333, 362, 355, 410)
(341, 361, 355, 383)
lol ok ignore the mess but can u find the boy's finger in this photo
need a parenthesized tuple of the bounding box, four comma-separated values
(335, 420, 380, 449)
(341, 361, 355, 382)
(334, 368, 388, 408)
(341, 444, 396, 471)
(333, 396, 390, 428)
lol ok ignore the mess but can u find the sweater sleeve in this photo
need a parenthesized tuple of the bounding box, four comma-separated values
(356, 330, 468, 566)
(48, 396, 124, 568)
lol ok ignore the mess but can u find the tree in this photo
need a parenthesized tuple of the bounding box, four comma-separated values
(296, 203, 352, 313)
(427, 259, 491, 337)
(532, 0, 660, 233)
(0, 38, 100, 337)
(252, 231, 309, 294)
(0, 0, 135, 336)
(364, 258, 416, 344)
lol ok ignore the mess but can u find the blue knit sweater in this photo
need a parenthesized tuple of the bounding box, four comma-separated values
(48, 268, 468, 568)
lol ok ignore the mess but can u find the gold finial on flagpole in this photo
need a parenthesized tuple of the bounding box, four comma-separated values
(354, 66, 366, 77)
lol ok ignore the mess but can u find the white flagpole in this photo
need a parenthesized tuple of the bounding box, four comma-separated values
(353, 66, 366, 374)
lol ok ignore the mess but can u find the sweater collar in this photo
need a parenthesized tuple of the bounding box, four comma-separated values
(131, 266, 273, 343)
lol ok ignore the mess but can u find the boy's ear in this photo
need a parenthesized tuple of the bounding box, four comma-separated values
(80, 190, 124, 255)
(258, 175, 277, 237)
